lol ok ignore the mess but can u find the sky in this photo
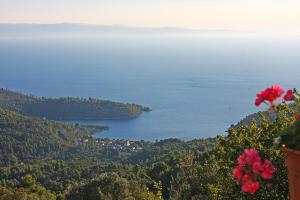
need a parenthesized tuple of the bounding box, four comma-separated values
(1, 0, 300, 32)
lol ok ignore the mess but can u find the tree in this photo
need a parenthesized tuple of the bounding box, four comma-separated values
(0, 174, 56, 200)
(65, 173, 161, 200)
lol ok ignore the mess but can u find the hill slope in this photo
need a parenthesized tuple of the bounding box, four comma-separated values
(0, 107, 104, 165)
(0, 88, 148, 120)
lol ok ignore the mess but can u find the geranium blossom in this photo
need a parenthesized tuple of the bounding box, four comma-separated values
(237, 148, 261, 166)
(255, 85, 284, 106)
(252, 161, 263, 174)
(261, 160, 277, 179)
(241, 173, 260, 194)
(233, 166, 243, 181)
(233, 148, 276, 195)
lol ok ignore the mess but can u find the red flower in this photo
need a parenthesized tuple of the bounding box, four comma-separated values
(241, 173, 260, 194)
(283, 89, 294, 101)
(255, 85, 284, 106)
(255, 98, 263, 106)
(233, 166, 243, 181)
(237, 154, 247, 166)
(261, 160, 277, 180)
(238, 149, 261, 166)
(241, 171, 252, 184)
(233, 149, 276, 195)
(252, 161, 263, 174)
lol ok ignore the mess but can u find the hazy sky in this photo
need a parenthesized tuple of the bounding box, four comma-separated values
(1, 0, 300, 31)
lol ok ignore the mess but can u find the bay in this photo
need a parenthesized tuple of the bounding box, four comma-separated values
(0, 34, 300, 140)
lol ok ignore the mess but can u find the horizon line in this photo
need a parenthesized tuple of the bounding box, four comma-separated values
(0, 22, 253, 33)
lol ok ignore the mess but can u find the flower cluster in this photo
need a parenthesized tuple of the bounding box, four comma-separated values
(255, 86, 299, 123)
(255, 85, 285, 106)
(256, 86, 300, 150)
(233, 149, 276, 194)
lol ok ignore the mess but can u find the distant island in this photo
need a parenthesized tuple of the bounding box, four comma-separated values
(0, 88, 150, 120)
(0, 23, 246, 38)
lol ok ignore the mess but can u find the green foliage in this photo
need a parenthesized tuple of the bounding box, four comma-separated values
(168, 152, 206, 200)
(0, 87, 294, 199)
(280, 120, 300, 150)
(65, 173, 161, 200)
(279, 96, 300, 150)
(128, 138, 214, 165)
(0, 132, 214, 199)
(178, 109, 292, 200)
(0, 174, 56, 200)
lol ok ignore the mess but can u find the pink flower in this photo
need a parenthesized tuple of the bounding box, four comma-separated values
(283, 89, 294, 101)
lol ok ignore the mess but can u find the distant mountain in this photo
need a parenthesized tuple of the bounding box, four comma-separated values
(0, 23, 245, 37)
(0, 88, 149, 120)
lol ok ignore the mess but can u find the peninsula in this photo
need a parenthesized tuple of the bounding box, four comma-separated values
(0, 88, 150, 120)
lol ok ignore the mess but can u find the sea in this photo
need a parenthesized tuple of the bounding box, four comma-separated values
(1, 34, 300, 141)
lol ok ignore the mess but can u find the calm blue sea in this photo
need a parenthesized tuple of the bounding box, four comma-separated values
(0, 34, 300, 140)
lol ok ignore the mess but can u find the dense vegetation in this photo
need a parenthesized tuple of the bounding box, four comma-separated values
(0, 107, 106, 165)
(0, 87, 294, 199)
(0, 106, 216, 199)
(0, 88, 149, 120)
(0, 174, 56, 200)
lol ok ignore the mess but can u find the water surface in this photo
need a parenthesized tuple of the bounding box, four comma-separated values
(0, 34, 300, 140)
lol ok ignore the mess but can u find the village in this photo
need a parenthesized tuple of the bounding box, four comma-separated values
(77, 136, 143, 153)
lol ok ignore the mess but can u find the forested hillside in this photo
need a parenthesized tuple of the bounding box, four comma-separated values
(0, 87, 294, 199)
(0, 107, 106, 165)
(0, 106, 215, 199)
(0, 88, 149, 120)
(0, 102, 293, 199)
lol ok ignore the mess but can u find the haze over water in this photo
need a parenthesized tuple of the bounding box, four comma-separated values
(1, 34, 300, 140)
